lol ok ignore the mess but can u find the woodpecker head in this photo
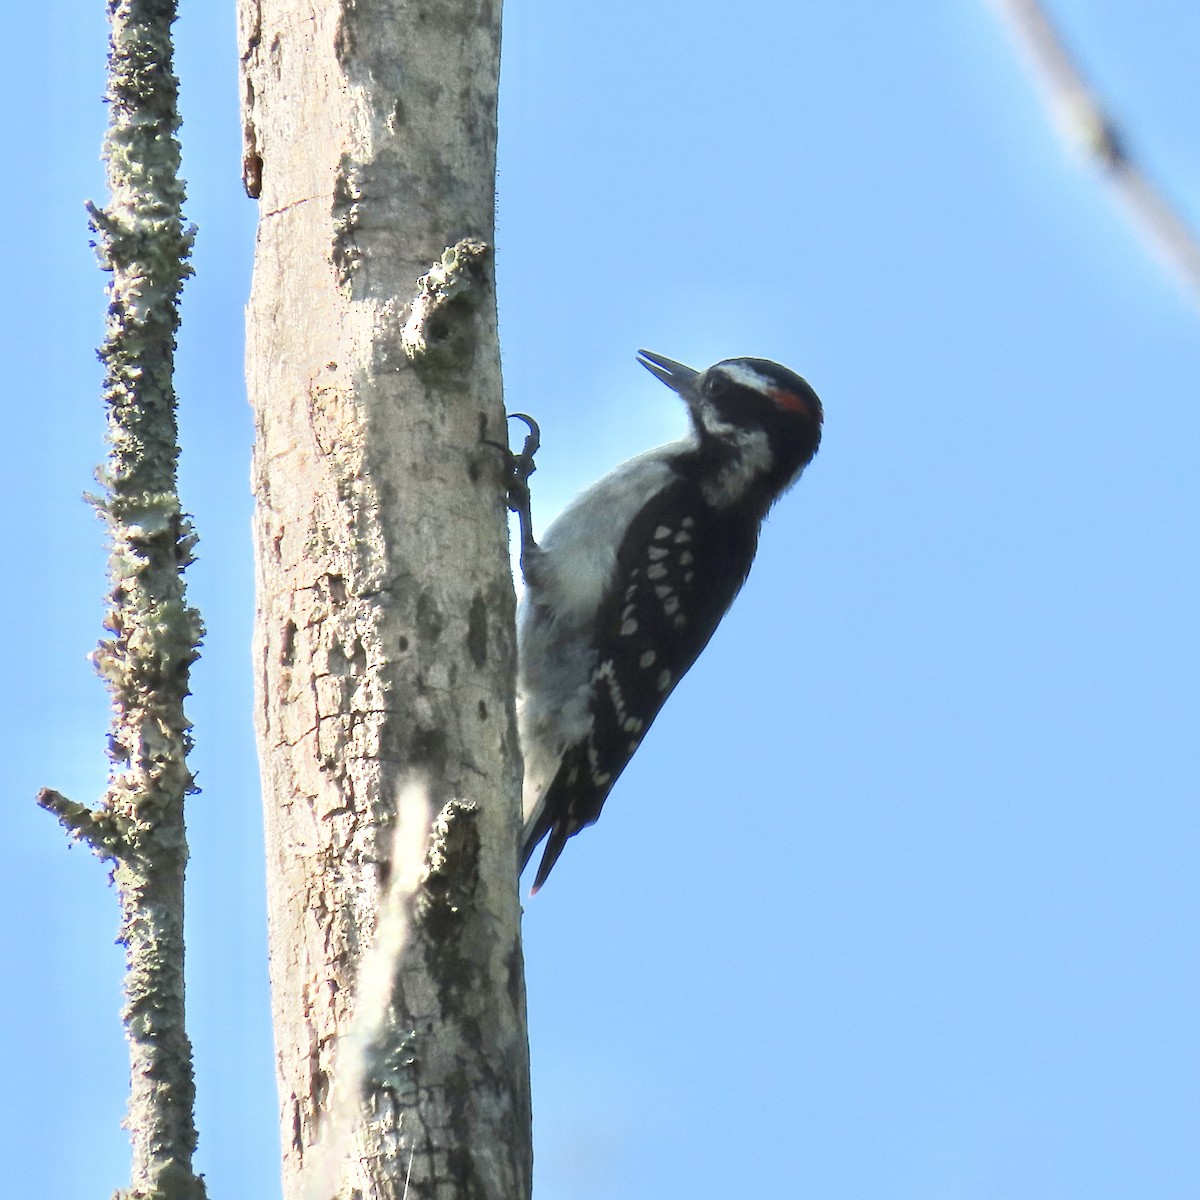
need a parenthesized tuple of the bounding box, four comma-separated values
(637, 349, 823, 506)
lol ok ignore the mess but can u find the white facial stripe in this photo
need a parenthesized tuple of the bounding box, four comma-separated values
(718, 362, 771, 392)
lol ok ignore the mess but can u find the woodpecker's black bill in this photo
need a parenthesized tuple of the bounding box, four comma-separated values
(637, 349, 700, 396)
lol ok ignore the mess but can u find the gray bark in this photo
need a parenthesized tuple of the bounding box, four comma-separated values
(38, 2, 205, 1199)
(238, 2, 532, 1198)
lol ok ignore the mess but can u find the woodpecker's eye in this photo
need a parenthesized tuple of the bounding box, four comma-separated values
(704, 373, 730, 400)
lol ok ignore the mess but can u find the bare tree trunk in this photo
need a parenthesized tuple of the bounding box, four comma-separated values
(238, 2, 531, 1198)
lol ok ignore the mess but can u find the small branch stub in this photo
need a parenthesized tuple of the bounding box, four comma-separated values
(401, 237, 490, 364)
(37, 787, 124, 858)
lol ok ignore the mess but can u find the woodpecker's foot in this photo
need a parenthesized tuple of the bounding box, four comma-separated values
(503, 411, 540, 510)
(484, 412, 541, 572)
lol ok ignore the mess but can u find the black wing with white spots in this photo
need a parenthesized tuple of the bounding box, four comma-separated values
(521, 476, 759, 891)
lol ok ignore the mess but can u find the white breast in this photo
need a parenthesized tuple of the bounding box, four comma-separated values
(516, 442, 685, 824)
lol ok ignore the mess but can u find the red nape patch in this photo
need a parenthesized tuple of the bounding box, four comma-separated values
(768, 386, 813, 415)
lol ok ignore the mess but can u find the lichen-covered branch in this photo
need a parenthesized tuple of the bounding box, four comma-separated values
(37, 2, 206, 1198)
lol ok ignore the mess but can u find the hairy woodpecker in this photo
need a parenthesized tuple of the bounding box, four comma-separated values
(508, 350, 823, 892)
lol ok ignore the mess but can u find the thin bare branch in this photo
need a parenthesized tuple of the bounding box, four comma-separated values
(988, 0, 1200, 303)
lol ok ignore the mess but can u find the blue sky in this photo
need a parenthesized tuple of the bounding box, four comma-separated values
(4, 3, 1198, 1198)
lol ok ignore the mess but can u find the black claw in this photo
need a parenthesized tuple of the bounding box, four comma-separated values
(505, 412, 540, 495)
(483, 412, 541, 577)
(482, 413, 540, 503)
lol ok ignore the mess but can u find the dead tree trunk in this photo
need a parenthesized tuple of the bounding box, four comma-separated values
(238, 2, 531, 1198)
